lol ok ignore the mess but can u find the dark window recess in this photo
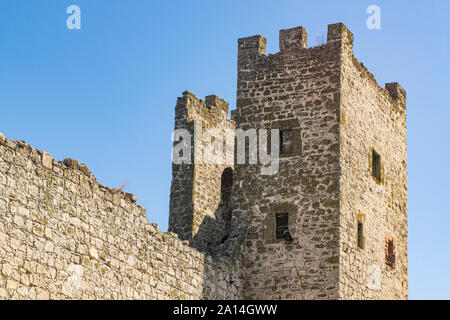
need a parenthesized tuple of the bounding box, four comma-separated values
(386, 239, 396, 269)
(372, 150, 381, 182)
(280, 130, 293, 154)
(357, 222, 364, 249)
(220, 168, 233, 222)
(275, 213, 289, 239)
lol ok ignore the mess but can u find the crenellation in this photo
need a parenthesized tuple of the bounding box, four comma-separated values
(205, 95, 229, 114)
(237, 35, 267, 59)
(279, 26, 307, 51)
(327, 23, 354, 47)
(385, 82, 407, 103)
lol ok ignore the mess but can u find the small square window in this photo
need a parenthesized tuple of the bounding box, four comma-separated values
(357, 222, 364, 249)
(280, 130, 293, 154)
(372, 150, 381, 182)
(275, 213, 289, 239)
(385, 238, 396, 269)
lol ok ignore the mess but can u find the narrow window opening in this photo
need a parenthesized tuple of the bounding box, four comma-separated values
(275, 213, 289, 240)
(280, 130, 293, 154)
(372, 150, 381, 182)
(357, 222, 364, 249)
(385, 239, 396, 269)
(220, 168, 233, 223)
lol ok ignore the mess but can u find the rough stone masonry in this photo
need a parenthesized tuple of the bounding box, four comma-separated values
(0, 23, 407, 300)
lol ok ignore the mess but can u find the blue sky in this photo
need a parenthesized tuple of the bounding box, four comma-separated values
(0, 0, 448, 299)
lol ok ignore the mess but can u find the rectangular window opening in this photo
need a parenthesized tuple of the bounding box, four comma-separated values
(357, 222, 364, 249)
(386, 239, 396, 269)
(280, 130, 293, 154)
(275, 213, 289, 239)
(372, 150, 381, 182)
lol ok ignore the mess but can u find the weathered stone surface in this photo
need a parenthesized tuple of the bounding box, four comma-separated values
(339, 28, 407, 299)
(232, 23, 344, 300)
(41, 152, 53, 170)
(0, 133, 242, 300)
(169, 91, 236, 254)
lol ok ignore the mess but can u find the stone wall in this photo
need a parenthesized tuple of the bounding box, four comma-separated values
(232, 24, 344, 299)
(338, 24, 408, 299)
(0, 133, 242, 299)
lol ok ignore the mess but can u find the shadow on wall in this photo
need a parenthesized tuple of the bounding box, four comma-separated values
(197, 167, 244, 299)
(191, 168, 233, 256)
(177, 167, 245, 299)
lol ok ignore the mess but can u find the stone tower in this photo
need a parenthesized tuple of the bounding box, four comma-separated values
(169, 91, 235, 252)
(169, 23, 408, 300)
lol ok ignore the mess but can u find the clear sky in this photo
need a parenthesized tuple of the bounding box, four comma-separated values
(0, 0, 448, 300)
